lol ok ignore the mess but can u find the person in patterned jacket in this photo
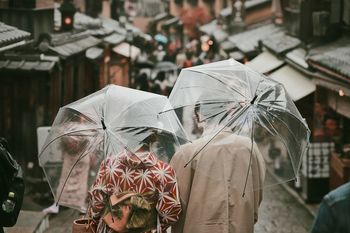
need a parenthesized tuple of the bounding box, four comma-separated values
(87, 142, 182, 233)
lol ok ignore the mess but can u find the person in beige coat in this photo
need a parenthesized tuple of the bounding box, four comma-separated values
(170, 106, 266, 233)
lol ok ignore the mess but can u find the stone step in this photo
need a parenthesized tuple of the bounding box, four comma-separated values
(4, 210, 49, 233)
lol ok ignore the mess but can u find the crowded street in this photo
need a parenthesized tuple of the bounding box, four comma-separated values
(1, 0, 350, 233)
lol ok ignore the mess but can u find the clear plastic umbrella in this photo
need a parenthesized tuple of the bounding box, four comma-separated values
(169, 59, 310, 192)
(154, 61, 178, 72)
(154, 34, 168, 44)
(38, 85, 188, 212)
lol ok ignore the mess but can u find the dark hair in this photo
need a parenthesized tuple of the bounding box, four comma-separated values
(138, 73, 149, 91)
(156, 71, 166, 82)
(150, 83, 161, 94)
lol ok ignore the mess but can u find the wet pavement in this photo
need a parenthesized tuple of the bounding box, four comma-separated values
(11, 173, 317, 233)
(20, 172, 315, 233)
(255, 173, 315, 233)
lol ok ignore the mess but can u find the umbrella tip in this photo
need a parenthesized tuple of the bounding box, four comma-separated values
(101, 119, 106, 130)
(250, 95, 258, 105)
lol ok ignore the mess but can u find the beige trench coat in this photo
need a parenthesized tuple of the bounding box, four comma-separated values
(170, 132, 266, 233)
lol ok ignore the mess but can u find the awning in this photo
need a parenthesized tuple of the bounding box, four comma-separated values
(199, 20, 219, 35)
(221, 40, 235, 52)
(269, 65, 316, 101)
(85, 47, 103, 60)
(246, 50, 284, 74)
(103, 33, 125, 45)
(112, 42, 140, 60)
(228, 24, 282, 55)
(212, 29, 228, 43)
(314, 77, 350, 97)
(285, 48, 308, 69)
(327, 90, 350, 118)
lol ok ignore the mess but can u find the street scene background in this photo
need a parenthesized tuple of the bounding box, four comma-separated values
(1, 0, 350, 232)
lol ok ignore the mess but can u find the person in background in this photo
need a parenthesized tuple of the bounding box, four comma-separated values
(311, 182, 350, 233)
(323, 114, 342, 153)
(183, 51, 193, 68)
(43, 114, 93, 214)
(135, 72, 150, 92)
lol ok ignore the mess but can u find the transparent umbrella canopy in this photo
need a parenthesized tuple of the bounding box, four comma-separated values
(169, 59, 310, 191)
(38, 85, 188, 211)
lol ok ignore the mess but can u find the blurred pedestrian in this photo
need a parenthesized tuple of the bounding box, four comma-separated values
(170, 104, 266, 233)
(154, 71, 168, 96)
(311, 182, 350, 233)
(153, 45, 166, 62)
(176, 50, 186, 69)
(135, 72, 150, 92)
(183, 51, 193, 68)
(43, 115, 93, 214)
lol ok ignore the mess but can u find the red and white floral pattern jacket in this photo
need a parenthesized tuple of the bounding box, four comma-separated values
(88, 150, 181, 233)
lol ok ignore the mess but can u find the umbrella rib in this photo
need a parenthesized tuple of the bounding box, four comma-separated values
(259, 100, 285, 104)
(159, 100, 240, 115)
(258, 105, 309, 175)
(259, 102, 307, 128)
(38, 128, 102, 159)
(242, 118, 255, 197)
(185, 69, 247, 99)
(111, 126, 191, 143)
(102, 131, 123, 224)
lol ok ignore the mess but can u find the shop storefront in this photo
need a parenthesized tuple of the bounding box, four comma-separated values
(312, 85, 350, 195)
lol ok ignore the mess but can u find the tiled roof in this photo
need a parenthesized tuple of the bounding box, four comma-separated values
(308, 36, 350, 79)
(0, 55, 58, 71)
(285, 48, 308, 69)
(228, 24, 281, 54)
(103, 33, 125, 45)
(0, 22, 31, 48)
(101, 17, 145, 38)
(49, 34, 101, 58)
(262, 32, 301, 54)
(74, 12, 114, 36)
(309, 46, 350, 79)
(221, 40, 235, 51)
(200, 20, 228, 42)
(200, 20, 220, 35)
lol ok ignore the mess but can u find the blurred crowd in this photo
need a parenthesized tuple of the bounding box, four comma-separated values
(132, 29, 226, 96)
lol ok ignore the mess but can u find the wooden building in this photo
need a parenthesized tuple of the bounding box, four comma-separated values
(0, 54, 61, 177)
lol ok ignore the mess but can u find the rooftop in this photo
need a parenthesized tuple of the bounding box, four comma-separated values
(307, 36, 350, 80)
(0, 22, 31, 49)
